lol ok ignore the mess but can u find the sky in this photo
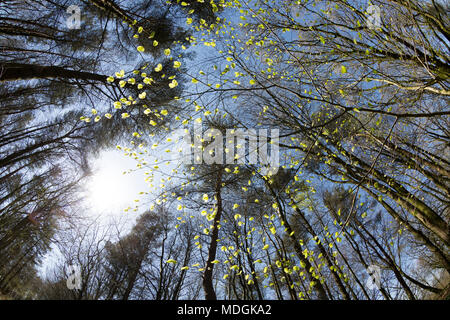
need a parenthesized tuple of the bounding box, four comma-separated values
(38, 149, 152, 279)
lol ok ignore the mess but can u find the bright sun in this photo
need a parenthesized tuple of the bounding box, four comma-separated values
(86, 150, 147, 213)
(87, 169, 125, 212)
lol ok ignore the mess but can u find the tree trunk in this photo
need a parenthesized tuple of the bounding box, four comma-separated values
(202, 168, 223, 300)
(0, 63, 108, 83)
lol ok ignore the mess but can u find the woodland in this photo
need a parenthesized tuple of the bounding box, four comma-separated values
(0, 0, 449, 300)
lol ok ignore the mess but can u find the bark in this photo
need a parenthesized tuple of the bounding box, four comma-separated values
(202, 168, 223, 300)
(293, 205, 352, 300)
(265, 181, 329, 299)
(0, 63, 108, 83)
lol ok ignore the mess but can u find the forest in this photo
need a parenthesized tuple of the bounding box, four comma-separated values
(0, 0, 449, 301)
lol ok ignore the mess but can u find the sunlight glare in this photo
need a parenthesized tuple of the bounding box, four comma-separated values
(86, 151, 146, 214)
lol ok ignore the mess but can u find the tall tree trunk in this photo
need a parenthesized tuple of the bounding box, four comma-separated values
(202, 168, 223, 300)
(0, 63, 108, 83)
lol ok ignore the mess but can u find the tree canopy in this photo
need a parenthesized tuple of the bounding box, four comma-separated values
(0, 0, 448, 300)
